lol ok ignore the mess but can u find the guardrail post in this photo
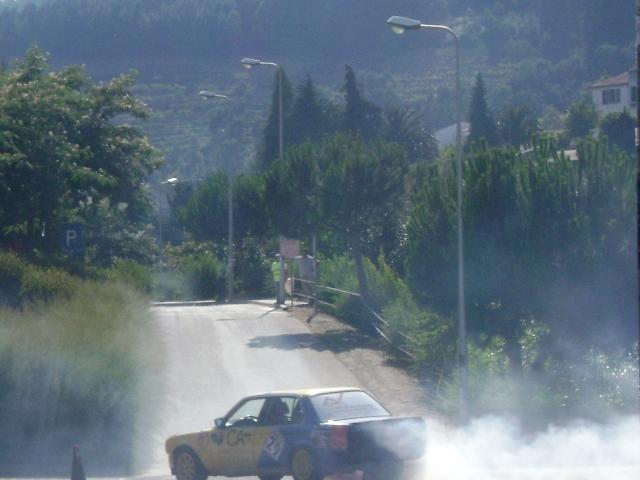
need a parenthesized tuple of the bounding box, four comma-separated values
(71, 445, 86, 480)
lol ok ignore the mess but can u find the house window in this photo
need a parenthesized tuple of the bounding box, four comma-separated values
(631, 86, 637, 104)
(602, 88, 621, 105)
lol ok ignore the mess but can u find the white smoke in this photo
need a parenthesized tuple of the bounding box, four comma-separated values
(417, 415, 640, 480)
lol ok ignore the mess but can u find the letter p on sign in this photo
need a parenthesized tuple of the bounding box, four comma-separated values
(66, 229, 77, 247)
(60, 223, 83, 255)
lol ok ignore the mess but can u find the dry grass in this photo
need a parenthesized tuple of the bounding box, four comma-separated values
(0, 280, 164, 474)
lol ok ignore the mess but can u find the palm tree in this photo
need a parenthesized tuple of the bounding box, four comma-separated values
(382, 105, 438, 163)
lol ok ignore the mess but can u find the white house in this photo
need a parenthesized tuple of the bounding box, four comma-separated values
(589, 69, 637, 117)
(434, 121, 470, 149)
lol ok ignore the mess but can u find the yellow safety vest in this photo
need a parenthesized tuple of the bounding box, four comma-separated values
(271, 261, 281, 282)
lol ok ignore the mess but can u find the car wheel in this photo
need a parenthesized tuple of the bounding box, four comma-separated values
(290, 448, 321, 480)
(362, 461, 403, 480)
(174, 447, 207, 480)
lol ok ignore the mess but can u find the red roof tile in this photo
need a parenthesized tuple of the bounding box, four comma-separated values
(590, 72, 629, 89)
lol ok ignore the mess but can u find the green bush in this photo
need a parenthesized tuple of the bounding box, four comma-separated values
(0, 252, 77, 307)
(234, 237, 270, 298)
(317, 254, 455, 378)
(183, 251, 223, 299)
(106, 259, 154, 295)
(0, 279, 162, 472)
(157, 242, 225, 300)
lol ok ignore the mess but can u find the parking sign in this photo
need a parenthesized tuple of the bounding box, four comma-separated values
(60, 223, 83, 255)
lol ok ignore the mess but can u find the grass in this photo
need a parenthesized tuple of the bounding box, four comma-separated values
(0, 279, 163, 475)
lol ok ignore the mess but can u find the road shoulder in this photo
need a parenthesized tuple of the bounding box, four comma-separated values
(288, 305, 438, 419)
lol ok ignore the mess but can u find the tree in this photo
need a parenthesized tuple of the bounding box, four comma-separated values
(497, 106, 540, 147)
(263, 141, 319, 240)
(0, 47, 161, 263)
(342, 65, 382, 142)
(316, 135, 407, 297)
(467, 73, 497, 147)
(382, 105, 438, 163)
(256, 68, 293, 171)
(176, 171, 268, 243)
(599, 109, 635, 153)
(288, 75, 333, 145)
(264, 134, 407, 297)
(406, 138, 636, 376)
(565, 99, 598, 140)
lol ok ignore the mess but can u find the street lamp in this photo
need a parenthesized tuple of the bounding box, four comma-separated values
(241, 56, 286, 305)
(387, 15, 468, 422)
(158, 177, 180, 254)
(198, 91, 235, 303)
(240, 57, 284, 161)
(199, 91, 230, 100)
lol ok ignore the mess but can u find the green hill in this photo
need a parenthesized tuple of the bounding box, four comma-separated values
(0, 0, 633, 180)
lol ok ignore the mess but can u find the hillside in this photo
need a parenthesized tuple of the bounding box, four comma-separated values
(0, 0, 634, 181)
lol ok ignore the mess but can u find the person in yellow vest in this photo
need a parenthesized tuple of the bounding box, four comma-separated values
(271, 254, 285, 305)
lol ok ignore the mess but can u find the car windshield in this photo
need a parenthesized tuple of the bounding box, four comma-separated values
(310, 391, 390, 422)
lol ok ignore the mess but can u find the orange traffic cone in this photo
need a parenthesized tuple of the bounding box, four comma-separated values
(71, 445, 86, 480)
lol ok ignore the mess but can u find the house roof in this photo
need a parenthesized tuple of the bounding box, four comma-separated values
(590, 72, 630, 89)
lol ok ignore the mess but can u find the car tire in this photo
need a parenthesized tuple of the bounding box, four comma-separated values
(362, 461, 403, 480)
(290, 448, 322, 480)
(174, 447, 207, 480)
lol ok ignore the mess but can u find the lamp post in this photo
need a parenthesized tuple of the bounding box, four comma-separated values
(241, 57, 286, 304)
(387, 15, 468, 422)
(199, 90, 235, 303)
(240, 58, 283, 161)
(158, 177, 179, 255)
(635, 0, 640, 389)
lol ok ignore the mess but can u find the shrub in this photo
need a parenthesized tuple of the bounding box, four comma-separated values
(157, 242, 225, 300)
(183, 251, 223, 299)
(0, 280, 162, 473)
(106, 259, 153, 295)
(234, 237, 270, 297)
(0, 252, 77, 307)
(317, 254, 455, 381)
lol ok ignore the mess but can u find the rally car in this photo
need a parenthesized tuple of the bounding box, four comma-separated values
(165, 387, 426, 480)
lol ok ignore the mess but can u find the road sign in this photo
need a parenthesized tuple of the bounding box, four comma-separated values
(279, 237, 300, 259)
(60, 223, 83, 255)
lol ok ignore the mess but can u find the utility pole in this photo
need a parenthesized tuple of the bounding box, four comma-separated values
(635, 0, 640, 407)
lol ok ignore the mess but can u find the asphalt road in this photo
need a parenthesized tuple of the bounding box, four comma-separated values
(142, 302, 363, 479)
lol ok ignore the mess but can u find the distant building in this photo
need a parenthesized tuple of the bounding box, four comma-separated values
(589, 69, 637, 117)
(434, 121, 470, 149)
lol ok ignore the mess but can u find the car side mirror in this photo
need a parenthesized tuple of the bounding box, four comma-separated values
(214, 418, 225, 428)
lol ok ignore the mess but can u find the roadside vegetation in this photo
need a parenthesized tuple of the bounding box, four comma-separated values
(0, 50, 163, 472)
(0, 253, 161, 473)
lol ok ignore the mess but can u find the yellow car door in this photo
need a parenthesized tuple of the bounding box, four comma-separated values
(250, 397, 298, 474)
(205, 397, 267, 475)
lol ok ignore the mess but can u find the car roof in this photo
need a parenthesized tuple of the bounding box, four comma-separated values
(246, 387, 364, 398)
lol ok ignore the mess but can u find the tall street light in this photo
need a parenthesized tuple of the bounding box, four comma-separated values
(159, 177, 179, 253)
(199, 90, 235, 303)
(241, 57, 286, 304)
(240, 58, 283, 161)
(387, 15, 468, 422)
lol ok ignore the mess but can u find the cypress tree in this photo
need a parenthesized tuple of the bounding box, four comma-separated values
(257, 68, 293, 171)
(467, 73, 497, 147)
(288, 75, 329, 145)
(342, 65, 381, 141)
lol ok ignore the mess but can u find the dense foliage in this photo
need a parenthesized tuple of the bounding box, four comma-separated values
(0, 253, 161, 473)
(0, 47, 161, 264)
(405, 138, 637, 418)
(0, 1, 633, 182)
(0, 1, 631, 73)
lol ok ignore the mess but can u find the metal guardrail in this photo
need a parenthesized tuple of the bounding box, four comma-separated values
(290, 276, 418, 360)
